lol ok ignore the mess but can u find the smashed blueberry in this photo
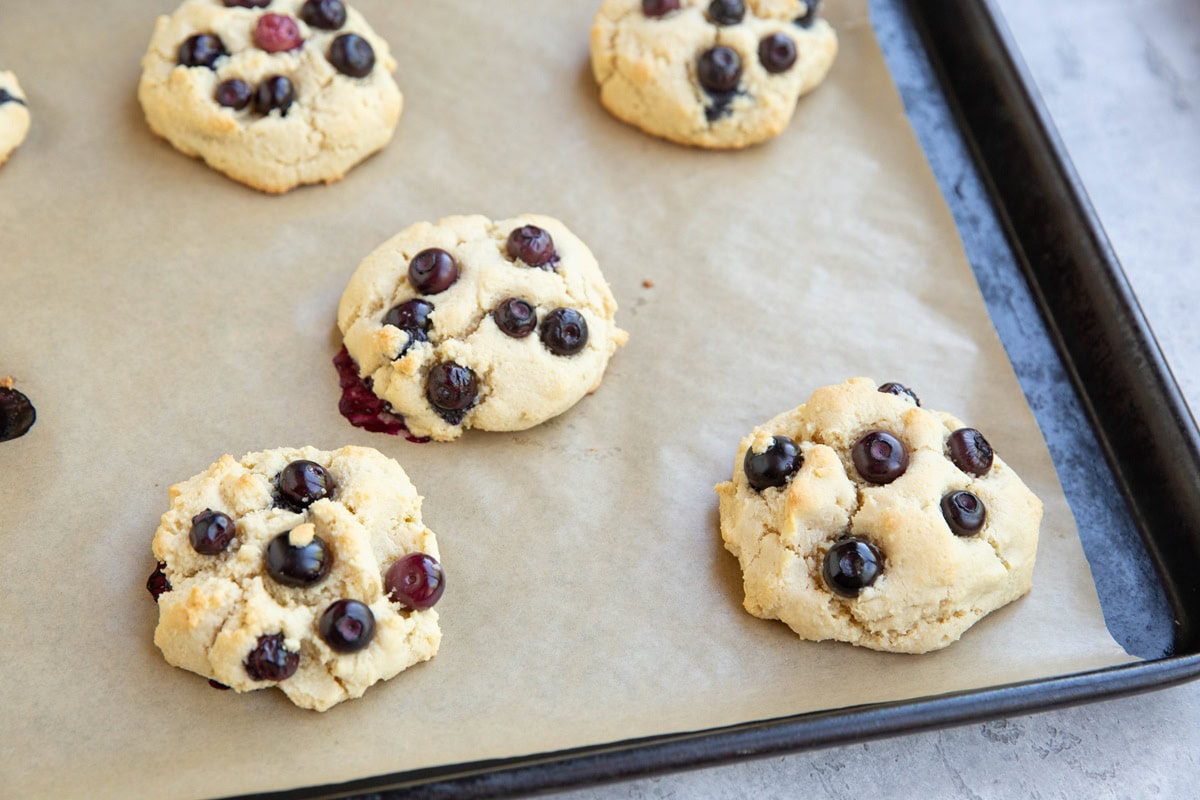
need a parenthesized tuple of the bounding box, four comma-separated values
(385, 553, 446, 610)
(505, 225, 558, 269)
(177, 34, 226, 69)
(189, 509, 237, 555)
(540, 308, 589, 356)
(743, 436, 802, 491)
(0, 89, 26, 107)
(300, 0, 347, 30)
(706, 0, 745, 25)
(942, 490, 986, 537)
(0, 386, 36, 442)
(851, 431, 909, 484)
(408, 248, 459, 295)
(208, 679, 232, 690)
(642, 0, 680, 18)
(878, 382, 920, 406)
(254, 75, 295, 116)
(333, 347, 423, 439)
(823, 537, 883, 597)
(758, 33, 797, 74)
(254, 13, 303, 53)
(265, 531, 332, 587)
(426, 362, 478, 423)
(215, 79, 253, 110)
(147, 562, 171, 601)
(276, 460, 335, 511)
(494, 298, 538, 338)
(329, 33, 376, 78)
(319, 599, 375, 653)
(244, 633, 299, 681)
(698, 46, 742, 94)
(795, 0, 821, 27)
(947, 428, 994, 476)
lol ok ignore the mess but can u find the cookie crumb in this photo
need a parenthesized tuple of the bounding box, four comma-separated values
(642, 280, 654, 289)
(0, 376, 13, 390)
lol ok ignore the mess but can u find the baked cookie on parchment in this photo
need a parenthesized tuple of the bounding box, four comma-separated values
(148, 445, 446, 711)
(0, 72, 31, 166)
(716, 378, 1042, 654)
(337, 214, 629, 442)
(590, 0, 837, 149)
(137, 0, 402, 193)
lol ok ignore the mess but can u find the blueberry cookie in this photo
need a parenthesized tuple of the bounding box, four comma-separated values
(137, 0, 402, 193)
(590, 0, 837, 149)
(336, 215, 629, 442)
(148, 446, 445, 711)
(0, 72, 31, 166)
(715, 378, 1042, 653)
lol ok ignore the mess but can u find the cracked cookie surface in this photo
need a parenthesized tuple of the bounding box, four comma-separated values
(715, 378, 1042, 654)
(590, 0, 837, 149)
(137, 0, 401, 193)
(150, 445, 443, 711)
(337, 214, 629, 442)
(0, 72, 31, 166)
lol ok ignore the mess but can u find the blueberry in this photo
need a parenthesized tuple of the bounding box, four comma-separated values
(147, 562, 171, 601)
(758, 33, 797, 74)
(208, 679, 232, 690)
(878, 382, 920, 406)
(494, 298, 538, 338)
(254, 75, 295, 116)
(215, 79, 253, 110)
(300, 0, 346, 30)
(275, 460, 335, 511)
(223, 0, 271, 6)
(385, 553, 446, 610)
(265, 531, 332, 587)
(795, 0, 821, 27)
(540, 308, 589, 356)
(177, 34, 226, 69)
(698, 46, 742, 94)
(642, 0, 680, 18)
(254, 13, 303, 53)
(743, 436, 802, 491)
(823, 537, 883, 597)
(942, 490, 986, 536)
(189, 509, 237, 555)
(0, 89, 26, 107)
(384, 299, 434, 357)
(426, 362, 478, 423)
(0, 386, 36, 442)
(505, 225, 558, 269)
(329, 33, 375, 78)
(244, 633, 299, 681)
(408, 249, 459, 295)
(851, 431, 909, 484)
(319, 599, 375, 653)
(706, 0, 745, 25)
(947, 428, 994, 476)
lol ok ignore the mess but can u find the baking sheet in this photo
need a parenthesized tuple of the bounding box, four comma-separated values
(0, 1, 1133, 798)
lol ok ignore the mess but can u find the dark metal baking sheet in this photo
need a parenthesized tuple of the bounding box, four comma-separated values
(235, 0, 1200, 796)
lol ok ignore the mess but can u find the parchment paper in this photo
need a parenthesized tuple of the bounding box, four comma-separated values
(0, 1, 1133, 797)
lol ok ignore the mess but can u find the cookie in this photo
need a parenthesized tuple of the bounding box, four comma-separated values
(590, 0, 838, 149)
(337, 214, 629, 442)
(137, 0, 402, 193)
(0, 72, 31, 166)
(715, 378, 1042, 653)
(149, 445, 445, 711)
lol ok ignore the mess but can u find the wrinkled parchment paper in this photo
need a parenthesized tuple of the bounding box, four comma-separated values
(0, 1, 1132, 797)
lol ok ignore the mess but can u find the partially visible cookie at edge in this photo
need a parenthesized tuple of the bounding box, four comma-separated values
(715, 377, 1042, 654)
(591, 0, 838, 149)
(0, 72, 31, 166)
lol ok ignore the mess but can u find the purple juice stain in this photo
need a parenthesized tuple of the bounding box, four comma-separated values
(332, 347, 429, 443)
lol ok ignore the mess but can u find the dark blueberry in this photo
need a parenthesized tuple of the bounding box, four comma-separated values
(822, 537, 883, 598)
(189, 509, 237, 555)
(851, 430, 909, 484)
(878, 382, 920, 406)
(384, 299, 435, 333)
(705, 93, 736, 123)
(254, 75, 295, 116)
(494, 298, 538, 338)
(426, 362, 478, 423)
(319, 599, 376, 653)
(942, 490, 987, 537)
(147, 562, 171, 601)
(408, 249, 459, 295)
(208, 679, 232, 690)
(947, 428, 994, 476)
(0, 89, 26, 107)
(505, 225, 558, 269)
(698, 46, 742, 94)
(385, 553, 446, 611)
(795, 0, 821, 27)
(0, 386, 36, 442)
(177, 34, 226, 69)
(706, 0, 745, 25)
(743, 436, 803, 491)
(214, 79, 253, 110)
(758, 33, 797, 74)
(300, 0, 347, 30)
(244, 633, 299, 681)
(540, 308, 589, 356)
(265, 530, 332, 587)
(642, 0, 680, 18)
(329, 33, 376, 78)
(254, 13, 303, 53)
(223, 0, 272, 7)
(276, 460, 335, 511)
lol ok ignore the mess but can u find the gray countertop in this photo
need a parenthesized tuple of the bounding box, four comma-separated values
(551, 1, 1200, 797)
